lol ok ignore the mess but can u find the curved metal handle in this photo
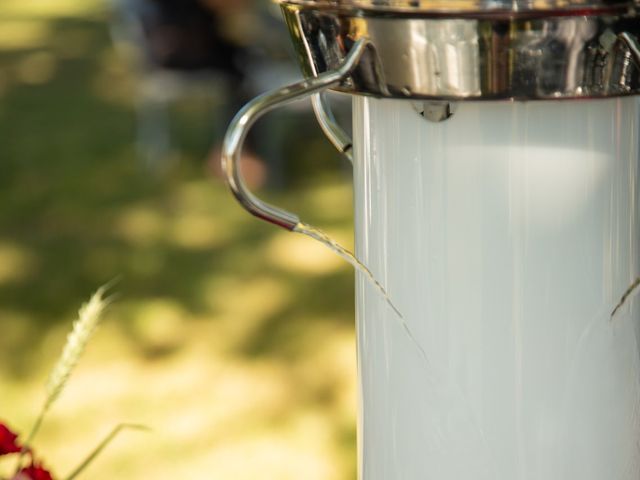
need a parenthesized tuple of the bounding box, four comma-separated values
(311, 93, 353, 162)
(310, 42, 390, 162)
(221, 39, 367, 231)
(620, 32, 640, 65)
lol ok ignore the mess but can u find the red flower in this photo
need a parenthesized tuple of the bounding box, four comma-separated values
(16, 464, 54, 480)
(0, 423, 21, 455)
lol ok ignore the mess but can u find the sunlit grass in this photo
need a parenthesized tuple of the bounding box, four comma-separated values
(0, 0, 104, 21)
(0, 21, 51, 51)
(0, 242, 37, 286)
(2, 319, 356, 479)
(0, 0, 357, 477)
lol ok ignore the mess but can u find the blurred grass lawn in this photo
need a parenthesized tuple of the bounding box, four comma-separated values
(0, 1, 357, 478)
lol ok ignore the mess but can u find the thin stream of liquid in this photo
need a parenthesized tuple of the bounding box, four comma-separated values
(611, 276, 640, 318)
(293, 222, 428, 361)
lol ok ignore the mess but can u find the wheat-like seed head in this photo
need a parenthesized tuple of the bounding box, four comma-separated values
(15, 284, 115, 471)
(44, 286, 111, 410)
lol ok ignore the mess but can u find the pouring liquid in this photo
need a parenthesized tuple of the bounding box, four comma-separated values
(293, 222, 428, 361)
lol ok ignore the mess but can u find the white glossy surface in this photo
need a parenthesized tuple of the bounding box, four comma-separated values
(352, 97, 640, 480)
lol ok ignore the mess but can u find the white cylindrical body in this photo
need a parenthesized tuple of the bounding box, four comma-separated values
(353, 97, 640, 480)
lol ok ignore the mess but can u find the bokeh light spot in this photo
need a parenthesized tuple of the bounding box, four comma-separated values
(0, 20, 50, 50)
(129, 298, 189, 354)
(15, 51, 57, 85)
(114, 206, 165, 246)
(169, 213, 230, 250)
(0, 241, 36, 285)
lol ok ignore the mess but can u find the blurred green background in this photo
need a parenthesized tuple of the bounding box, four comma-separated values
(0, 0, 357, 478)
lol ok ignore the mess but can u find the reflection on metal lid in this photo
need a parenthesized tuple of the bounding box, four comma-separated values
(276, 0, 635, 14)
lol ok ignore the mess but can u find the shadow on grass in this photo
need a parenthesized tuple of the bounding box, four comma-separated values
(0, 13, 353, 376)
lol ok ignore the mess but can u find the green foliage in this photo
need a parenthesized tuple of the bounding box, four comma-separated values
(0, 2, 356, 478)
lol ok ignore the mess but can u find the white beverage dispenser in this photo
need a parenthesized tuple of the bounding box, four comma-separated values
(222, 1, 640, 478)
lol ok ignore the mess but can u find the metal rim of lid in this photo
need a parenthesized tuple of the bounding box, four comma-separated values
(276, 0, 637, 15)
(279, 3, 640, 100)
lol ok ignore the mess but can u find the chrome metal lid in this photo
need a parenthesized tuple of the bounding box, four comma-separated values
(221, 0, 640, 233)
(279, 0, 640, 100)
(279, 0, 636, 14)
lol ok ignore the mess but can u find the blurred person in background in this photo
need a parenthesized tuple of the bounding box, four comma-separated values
(144, 0, 245, 70)
(113, 0, 297, 186)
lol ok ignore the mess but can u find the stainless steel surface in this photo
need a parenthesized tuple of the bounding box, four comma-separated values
(221, 39, 367, 231)
(280, 3, 640, 100)
(277, 0, 636, 14)
(311, 93, 353, 161)
(620, 31, 640, 63)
